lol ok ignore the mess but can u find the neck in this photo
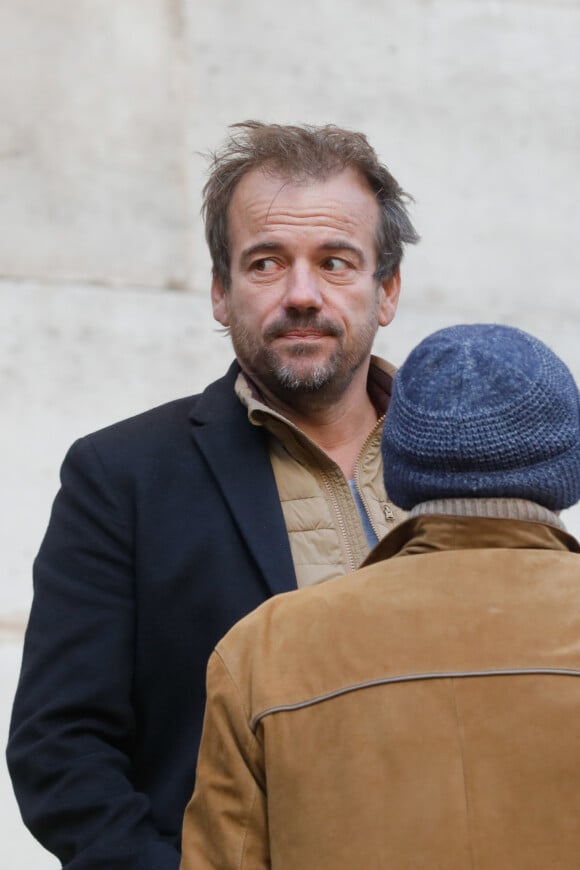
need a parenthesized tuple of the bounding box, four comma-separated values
(283, 395, 380, 479)
(253, 364, 380, 478)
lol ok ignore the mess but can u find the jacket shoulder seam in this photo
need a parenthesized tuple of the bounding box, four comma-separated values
(250, 667, 580, 731)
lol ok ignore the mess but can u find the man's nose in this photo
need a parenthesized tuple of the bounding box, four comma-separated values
(282, 264, 323, 311)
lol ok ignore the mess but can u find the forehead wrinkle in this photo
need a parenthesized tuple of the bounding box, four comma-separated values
(245, 200, 368, 235)
(229, 168, 381, 264)
(263, 177, 296, 225)
(236, 206, 376, 270)
(240, 185, 370, 234)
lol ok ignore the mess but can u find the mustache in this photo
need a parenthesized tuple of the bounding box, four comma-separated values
(264, 316, 343, 341)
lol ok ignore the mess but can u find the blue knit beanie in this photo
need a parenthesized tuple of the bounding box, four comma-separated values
(382, 324, 580, 511)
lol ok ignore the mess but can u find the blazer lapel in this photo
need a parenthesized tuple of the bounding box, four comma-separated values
(189, 363, 296, 597)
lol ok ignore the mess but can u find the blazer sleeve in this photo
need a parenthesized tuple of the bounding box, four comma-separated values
(180, 651, 269, 870)
(6, 436, 179, 870)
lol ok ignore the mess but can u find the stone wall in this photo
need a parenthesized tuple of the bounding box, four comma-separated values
(2, 1, 579, 864)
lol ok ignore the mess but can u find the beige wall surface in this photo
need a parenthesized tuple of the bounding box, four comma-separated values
(1, 1, 579, 865)
(0, 0, 190, 288)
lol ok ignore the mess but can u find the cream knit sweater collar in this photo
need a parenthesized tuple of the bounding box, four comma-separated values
(409, 498, 565, 530)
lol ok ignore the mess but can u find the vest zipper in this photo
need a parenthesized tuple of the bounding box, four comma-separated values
(321, 472, 358, 572)
(353, 414, 395, 537)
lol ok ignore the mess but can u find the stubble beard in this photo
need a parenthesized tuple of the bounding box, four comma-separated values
(263, 345, 344, 393)
(229, 311, 380, 404)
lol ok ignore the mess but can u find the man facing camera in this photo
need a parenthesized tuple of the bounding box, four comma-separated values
(181, 324, 580, 870)
(7, 122, 418, 869)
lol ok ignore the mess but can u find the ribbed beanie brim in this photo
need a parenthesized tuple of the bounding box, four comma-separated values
(382, 324, 580, 511)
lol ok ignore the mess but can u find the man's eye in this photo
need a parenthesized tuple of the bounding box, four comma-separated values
(323, 257, 349, 273)
(252, 258, 279, 273)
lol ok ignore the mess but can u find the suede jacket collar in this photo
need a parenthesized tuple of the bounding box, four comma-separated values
(363, 514, 580, 566)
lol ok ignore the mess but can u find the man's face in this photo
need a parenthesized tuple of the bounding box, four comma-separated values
(212, 167, 400, 404)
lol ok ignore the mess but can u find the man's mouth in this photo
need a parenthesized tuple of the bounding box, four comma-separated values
(265, 319, 342, 342)
(275, 330, 329, 340)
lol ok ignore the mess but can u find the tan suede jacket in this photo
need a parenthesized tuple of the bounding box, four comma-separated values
(181, 515, 580, 870)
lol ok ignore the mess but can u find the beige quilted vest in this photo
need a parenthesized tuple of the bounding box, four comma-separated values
(236, 357, 405, 587)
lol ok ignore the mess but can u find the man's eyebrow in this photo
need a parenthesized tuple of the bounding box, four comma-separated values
(318, 241, 365, 260)
(239, 240, 366, 264)
(240, 241, 284, 263)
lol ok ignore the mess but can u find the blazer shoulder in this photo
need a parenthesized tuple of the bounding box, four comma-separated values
(63, 362, 244, 478)
(80, 362, 241, 449)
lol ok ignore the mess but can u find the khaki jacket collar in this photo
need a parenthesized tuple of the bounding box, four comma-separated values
(363, 514, 580, 566)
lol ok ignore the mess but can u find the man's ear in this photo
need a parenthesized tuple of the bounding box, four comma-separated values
(211, 277, 230, 327)
(378, 270, 401, 327)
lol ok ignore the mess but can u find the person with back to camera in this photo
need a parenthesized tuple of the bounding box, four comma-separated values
(181, 323, 580, 870)
(6, 121, 419, 868)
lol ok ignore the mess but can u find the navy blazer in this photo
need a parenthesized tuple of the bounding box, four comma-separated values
(7, 362, 296, 869)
